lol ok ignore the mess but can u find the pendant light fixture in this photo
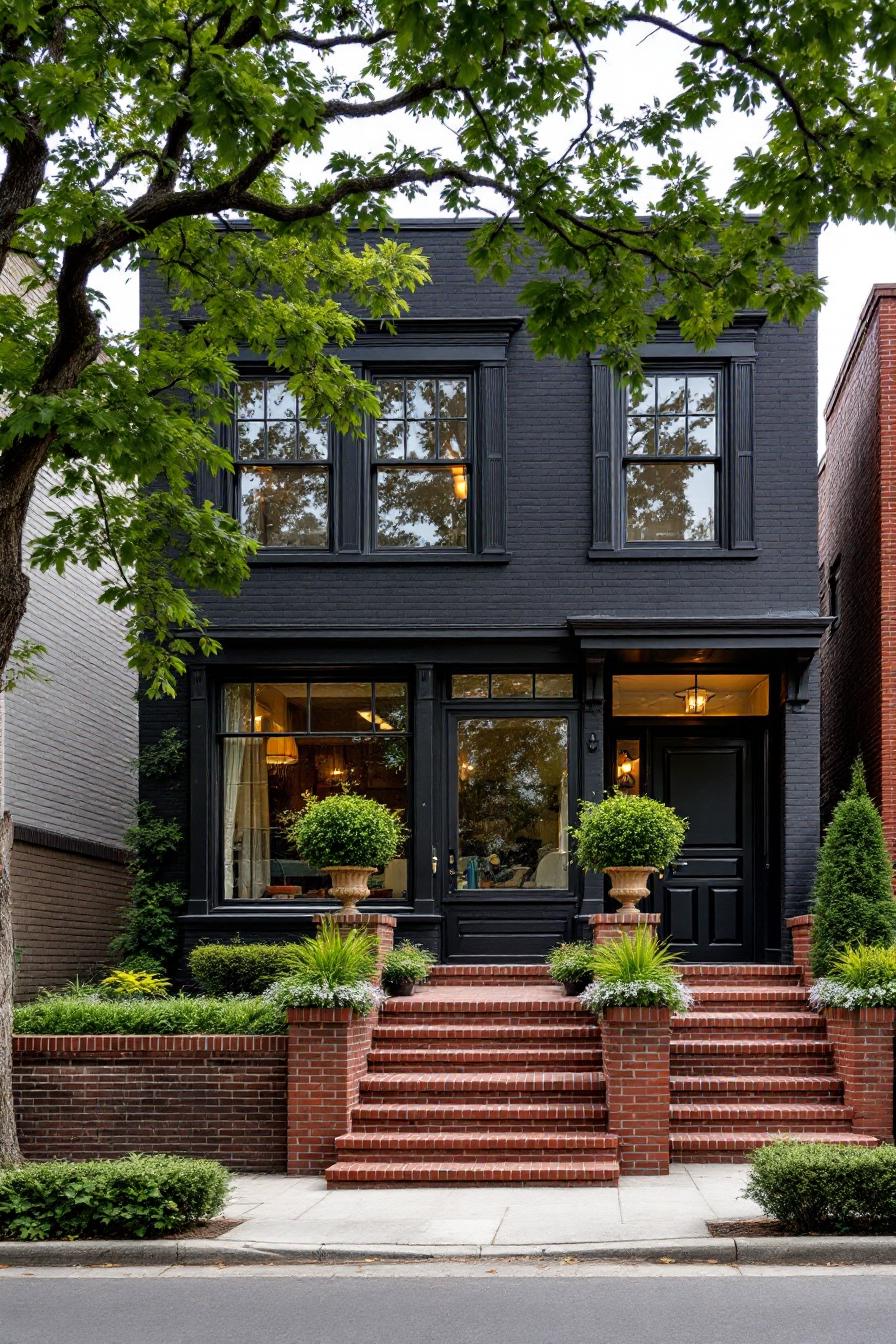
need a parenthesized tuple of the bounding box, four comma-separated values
(675, 673, 714, 715)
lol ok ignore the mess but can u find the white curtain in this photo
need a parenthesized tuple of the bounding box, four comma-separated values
(222, 688, 271, 900)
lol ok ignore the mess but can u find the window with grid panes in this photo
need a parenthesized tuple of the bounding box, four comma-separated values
(235, 378, 331, 548)
(373, 375, 470, 550)
(624, 372, 719, 544)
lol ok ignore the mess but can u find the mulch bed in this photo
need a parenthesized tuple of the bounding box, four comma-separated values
(159, 1218, 243, 1241)
(707, 1219, 896, 1238)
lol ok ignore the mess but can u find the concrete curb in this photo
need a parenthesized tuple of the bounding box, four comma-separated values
(2, 1235, 896, 1268)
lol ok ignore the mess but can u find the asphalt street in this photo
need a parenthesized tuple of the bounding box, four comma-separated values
(0, 1268, 893, 1344)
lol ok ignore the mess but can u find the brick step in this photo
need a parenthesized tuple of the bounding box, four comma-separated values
(672, 1074, 842, 1103)
(372, 1022, 601, 1044)
(427, 965, 552, 984)
(672, 1102, 855, 1130)
(359, 1070, 602, 1102)
(680, 965, 802, 983)
(335, 1130, 618, 1159)
(383, 998, 584, 1018)
(367, 1046, 600, 1071)
(672, 1131, 878, 1162)
(350, 1101, 609, 1129)
(672, 1011, 824, 1036)
(325, 1158, 620, 1186)
(689, 987, 810, 1009)
(672, 1039, 832, 1074)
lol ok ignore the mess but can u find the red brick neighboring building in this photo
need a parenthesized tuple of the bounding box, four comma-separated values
(820, 284, 896, 847)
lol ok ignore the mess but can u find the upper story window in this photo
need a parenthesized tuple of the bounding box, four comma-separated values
(235, 379, 331, 549)
(624, 373, 719, 545)
(373, 376, 469, 550)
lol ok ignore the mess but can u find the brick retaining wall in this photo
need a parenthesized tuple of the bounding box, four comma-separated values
(13, 1035, 288, 1171)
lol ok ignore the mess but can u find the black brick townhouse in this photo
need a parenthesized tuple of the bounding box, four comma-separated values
(140, 221, 824, 967)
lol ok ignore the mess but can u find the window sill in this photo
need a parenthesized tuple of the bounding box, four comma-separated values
(248, 550, 511, 565)
(588, 546, 760, 561)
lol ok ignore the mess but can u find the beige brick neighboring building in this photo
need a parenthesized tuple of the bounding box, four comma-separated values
(0, 256, 137, 998)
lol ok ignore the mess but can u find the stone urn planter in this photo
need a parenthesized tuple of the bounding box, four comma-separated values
(322, 865, 375, 915)
(602, 866, 658, 919)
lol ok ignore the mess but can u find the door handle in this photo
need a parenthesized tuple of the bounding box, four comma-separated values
(447, 848, 458, 890)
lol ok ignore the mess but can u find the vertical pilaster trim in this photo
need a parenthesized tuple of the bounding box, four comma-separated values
(731, 358, 756, 548)
(336, 363, 365, 554)
(478, 362, 507, 554)
(189, 668, 211, 914)
(581, 655, 606, 914)
(411, 665, 436, 917)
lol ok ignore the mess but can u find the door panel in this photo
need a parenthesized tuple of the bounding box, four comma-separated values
(649, 733, 756, 960)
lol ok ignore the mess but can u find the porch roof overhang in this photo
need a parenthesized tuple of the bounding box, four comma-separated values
(567, 614, 830, 657)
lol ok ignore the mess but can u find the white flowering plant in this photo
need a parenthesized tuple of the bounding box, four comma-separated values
(809, 944, 896, 1010)
(576, 925, 693, 1016)
(263, 977, 385, 1016)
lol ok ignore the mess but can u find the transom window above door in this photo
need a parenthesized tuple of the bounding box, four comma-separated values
(624, 372, 719, 545)
(612, 674, 770, 717)
(373, 376, 470, 550)
(450, 671, 574, 699)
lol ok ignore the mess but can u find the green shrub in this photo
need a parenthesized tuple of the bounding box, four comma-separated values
(811, 758, 896, 977)
(282, 790, 404, 869)
(189, 941, 305, 995)
(99, 969, 170, 998)
(571, 792, 687, 871)
(746, 1141, 896, 1233)
(0, 1155, 230, 1241)
(546, 942, 596, 991)
(289, 918, 377, 985)
(13, 993, 284, 1035)
(382, 941, 436, 991)
(579, 926, 693, 1013)
(118, 953, 168, 977)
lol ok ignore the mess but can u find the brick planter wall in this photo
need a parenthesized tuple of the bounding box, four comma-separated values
(286, 1006, 376, 1175)
(13, 1035, 288, 1170)
(589, 912, 662, 947)
(824, 1006, 896, 1141)
(786, 913, 814, 986)
(600, 1006, 671, 1175)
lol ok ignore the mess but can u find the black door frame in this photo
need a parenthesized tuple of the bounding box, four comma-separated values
(440, 701, 580, 962)
(607, 716, 770, 962)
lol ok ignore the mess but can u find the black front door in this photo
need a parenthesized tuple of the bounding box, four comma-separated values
(648, 732, 757, 961)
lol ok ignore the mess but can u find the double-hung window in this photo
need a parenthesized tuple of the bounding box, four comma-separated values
(624, 372, 719, 545)
(235, 378, 331, 549)
(372, 375, 470, 550)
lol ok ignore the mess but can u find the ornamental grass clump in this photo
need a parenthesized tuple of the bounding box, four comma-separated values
(546, 942, 596, 995)
(578, 926, 693, 1014)
(746, 1141, 896, 1234)
(810, 757, 896, 977)
(262, 918, 382, 1015)
(810, 944, 896, 1010)
(0, 1155, 230, 1241)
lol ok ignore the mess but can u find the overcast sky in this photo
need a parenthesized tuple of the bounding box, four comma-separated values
(92, 22, 896, 447)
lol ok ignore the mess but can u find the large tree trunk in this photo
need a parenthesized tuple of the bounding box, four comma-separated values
(0, 811, 20, 1165)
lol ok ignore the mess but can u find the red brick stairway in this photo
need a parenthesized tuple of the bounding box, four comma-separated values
(325, 964, 619, 1186)
(671, 964, 877, 1161)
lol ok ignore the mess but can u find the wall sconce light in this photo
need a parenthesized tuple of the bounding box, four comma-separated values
(675, 673, 714, 715)
(617, 749, 636, 790)
(586, 732, 599, 753)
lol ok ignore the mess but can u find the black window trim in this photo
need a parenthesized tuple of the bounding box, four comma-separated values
(198, 318, 520, 565)
(589, 314, 764, 560)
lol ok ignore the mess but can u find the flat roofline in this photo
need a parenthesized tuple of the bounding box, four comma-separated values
(824, 283, 896, 420)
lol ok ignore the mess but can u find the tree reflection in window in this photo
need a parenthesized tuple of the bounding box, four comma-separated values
(374, 376, 469, 549)
(624, 372, 719, 544)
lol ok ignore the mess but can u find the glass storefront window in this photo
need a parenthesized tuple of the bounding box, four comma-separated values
(221, 681, 409, 901)
(456, 717, 569, 891)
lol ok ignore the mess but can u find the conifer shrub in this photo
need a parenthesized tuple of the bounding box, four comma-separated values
(810, 758, 896, 977)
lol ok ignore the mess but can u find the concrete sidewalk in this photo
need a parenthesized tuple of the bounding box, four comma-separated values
(220, 1164, 761, 1252)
